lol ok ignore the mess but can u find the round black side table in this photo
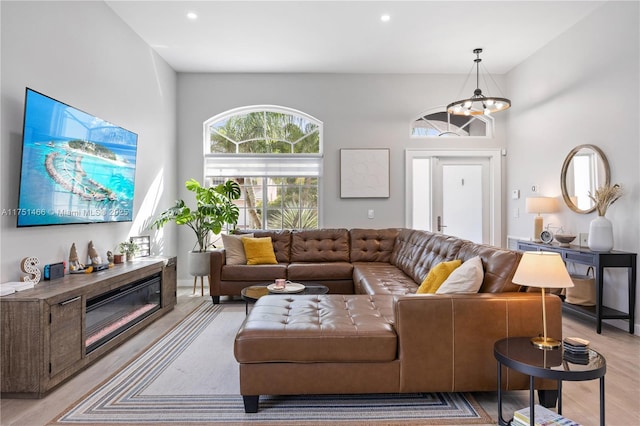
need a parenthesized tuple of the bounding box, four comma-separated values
(494, 336, 606, 426)
(240, 283, 329, 314)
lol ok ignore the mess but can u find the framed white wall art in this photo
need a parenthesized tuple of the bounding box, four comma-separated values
(340, 148, 390, 198)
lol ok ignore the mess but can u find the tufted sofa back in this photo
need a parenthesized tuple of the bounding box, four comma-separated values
(350, 228, 401, 263)
(457, 242, 522, 293)
(236, 230, 292, 263)
(390, 229, 465, 284)
(290, 229, 350, 262)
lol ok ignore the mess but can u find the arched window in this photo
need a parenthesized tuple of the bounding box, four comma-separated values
(411, 107, 493, 138)
(204, 106, 322, 230)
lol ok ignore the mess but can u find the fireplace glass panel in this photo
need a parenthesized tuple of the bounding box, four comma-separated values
(85, 273, 161, 354)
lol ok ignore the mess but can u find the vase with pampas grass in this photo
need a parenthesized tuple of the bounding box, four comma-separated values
(587, 183, 622, 251)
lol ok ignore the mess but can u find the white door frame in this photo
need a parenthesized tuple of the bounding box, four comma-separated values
(405, 149, 503, 246)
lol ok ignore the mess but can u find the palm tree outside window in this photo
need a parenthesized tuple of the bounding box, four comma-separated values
(204, 106, 322, 231)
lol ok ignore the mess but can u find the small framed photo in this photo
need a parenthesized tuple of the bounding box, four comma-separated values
(130, 236, 150, 257)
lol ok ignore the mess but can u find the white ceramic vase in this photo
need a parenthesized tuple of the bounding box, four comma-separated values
(588, 216, 614, 252)
(188, 251, 210, 277)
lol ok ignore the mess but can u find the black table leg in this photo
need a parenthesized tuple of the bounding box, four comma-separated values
(600, 377, 605, 426)
(557, 379, 562, 414)
(530, 375, 535, 424)
(497, 361, 509, 426)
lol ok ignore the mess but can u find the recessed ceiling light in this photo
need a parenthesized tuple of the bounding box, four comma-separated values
(187, 12, 198, 20)
(380, 14, 390, 22)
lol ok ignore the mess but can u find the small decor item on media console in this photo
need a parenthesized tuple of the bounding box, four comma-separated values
(20, 256, 41, 284)
(88, 240, 102, 265)
(87, 241, 109, 271)
(69, 242, 92, 273)
(106, 251, 115, 266)
(119, 240, 139, 261)
(540, 230, 554, 244)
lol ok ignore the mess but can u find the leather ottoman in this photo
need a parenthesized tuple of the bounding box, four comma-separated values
(234, 294, 398, 412)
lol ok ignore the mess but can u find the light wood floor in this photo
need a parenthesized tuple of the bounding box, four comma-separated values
(1, 286, 639, 426)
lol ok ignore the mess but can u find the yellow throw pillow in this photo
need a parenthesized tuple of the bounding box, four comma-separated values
(416, 259, 462, 294)
(242, 237, 278, 265)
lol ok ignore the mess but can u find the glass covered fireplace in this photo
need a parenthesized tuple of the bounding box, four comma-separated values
(85, 273, 162, 354)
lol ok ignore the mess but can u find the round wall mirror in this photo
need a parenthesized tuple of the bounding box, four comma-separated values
(560, 144, 610, 214)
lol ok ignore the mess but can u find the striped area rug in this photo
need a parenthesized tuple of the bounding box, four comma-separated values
(52, 301, 493, 425)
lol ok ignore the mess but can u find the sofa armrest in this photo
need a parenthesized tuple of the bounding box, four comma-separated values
(394, 293, 562, 393)
(208, 249, 225, 298)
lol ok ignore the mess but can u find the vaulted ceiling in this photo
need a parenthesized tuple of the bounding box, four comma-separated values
(105, 0, 604, 74)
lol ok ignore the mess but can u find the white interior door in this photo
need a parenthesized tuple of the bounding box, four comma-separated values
(405, 149, 501, 246)
(432, 157, 490, 244)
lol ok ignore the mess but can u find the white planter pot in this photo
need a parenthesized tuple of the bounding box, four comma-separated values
(588, 216, 614, 252)
(188, 251, 210, 277)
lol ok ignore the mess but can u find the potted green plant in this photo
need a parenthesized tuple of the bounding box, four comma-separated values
(118, 240, 139, 262)
(151, 178, 241, 276)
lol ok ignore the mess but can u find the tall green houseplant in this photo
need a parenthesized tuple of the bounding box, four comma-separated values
(151, 179, 241, 252)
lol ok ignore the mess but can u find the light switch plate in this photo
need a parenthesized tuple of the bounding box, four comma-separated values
(512, 190, 520, 200)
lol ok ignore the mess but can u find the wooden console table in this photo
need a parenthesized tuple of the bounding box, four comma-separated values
(0, 257, 176, 398)
(517, 241, 636, 334)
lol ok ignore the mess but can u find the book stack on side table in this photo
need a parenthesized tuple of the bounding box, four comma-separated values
(563, 337, 590, 365)
(513, 404, 581, 426)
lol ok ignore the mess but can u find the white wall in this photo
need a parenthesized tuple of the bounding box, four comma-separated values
(506, 1, 639, 333)
(176, 73, 509, 269)
(0, 1, 178, 282)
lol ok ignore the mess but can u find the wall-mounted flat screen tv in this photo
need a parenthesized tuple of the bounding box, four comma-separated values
(17, 88, 138, 227)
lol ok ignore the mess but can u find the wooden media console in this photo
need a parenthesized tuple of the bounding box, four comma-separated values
(0, 257, 176, 398)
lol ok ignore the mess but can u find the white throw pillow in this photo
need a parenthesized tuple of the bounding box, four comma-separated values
(436, 256, 484, 294)
(221, 233, 253, 265)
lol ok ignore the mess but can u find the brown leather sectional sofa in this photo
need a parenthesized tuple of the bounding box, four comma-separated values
(217, 228, 562, 413)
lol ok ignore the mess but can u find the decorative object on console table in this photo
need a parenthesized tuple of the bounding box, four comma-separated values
(587, 183, 622, 252)
(87, 241, 109, 271)
(130, 236, 150, 257)
(554, 234, 576, 247)
(565, 266, 596, 307)
(20, 256, 41, 284)
(525, 197, 558, 242)
(119, 240, 139, 262)
(69, 242, 88, 272)
(512, 251, 574, 349)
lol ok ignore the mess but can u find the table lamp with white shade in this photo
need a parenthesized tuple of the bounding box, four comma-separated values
(526, 197, 559, 242)
(512, 251, 574, 349)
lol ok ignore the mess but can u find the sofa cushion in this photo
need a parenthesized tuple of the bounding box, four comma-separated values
(234, 295, 397, 363)
(291, 229, 350, 262)
(350, 228, 401, 262)
(436, 256, 484, 294)
(417, 259, 462, 294)
(353, 262, 418, 296)
(287, 262, 353, 281)
(221, 233, 253, 265)
(457, 242, 522, 293)
(221, 264, 287, 281)
(242, 237, 278, 265)
(390, 229, 465, 284)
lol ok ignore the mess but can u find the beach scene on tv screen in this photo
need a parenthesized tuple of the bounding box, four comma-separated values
(17, 90, 137, 227)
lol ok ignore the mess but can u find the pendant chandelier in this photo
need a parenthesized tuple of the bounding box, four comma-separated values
(447, 48, 511, 116)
